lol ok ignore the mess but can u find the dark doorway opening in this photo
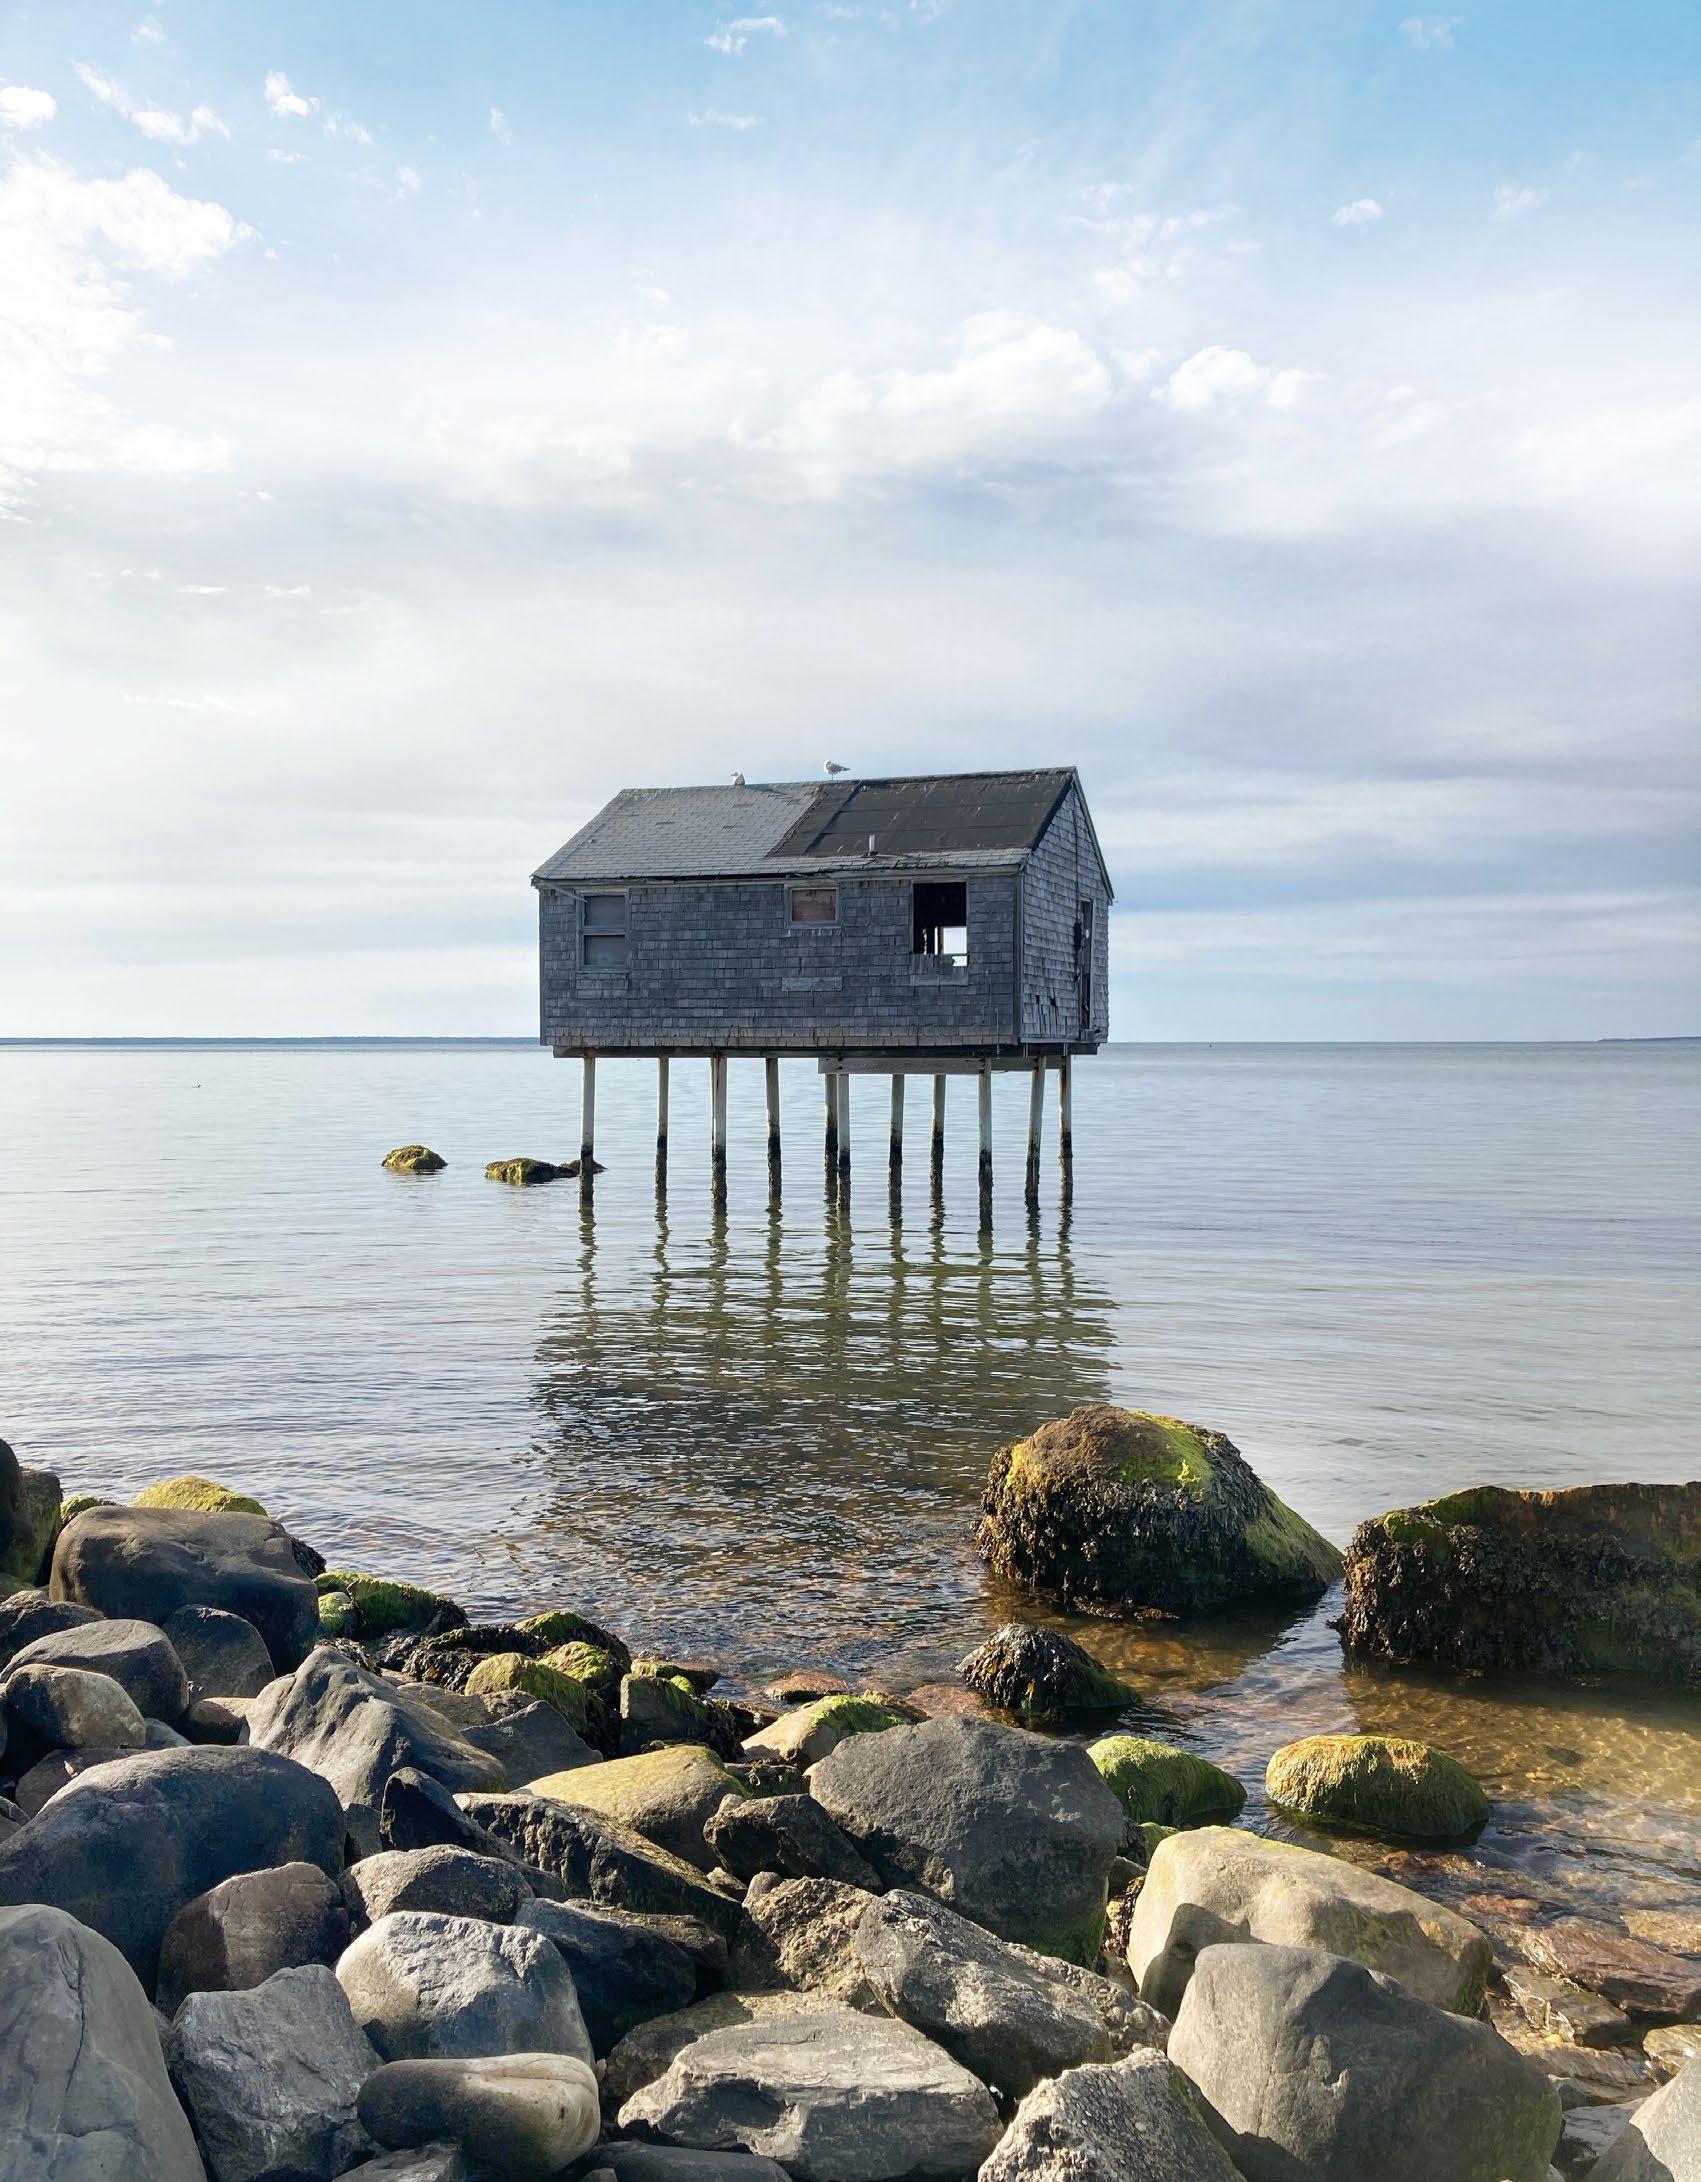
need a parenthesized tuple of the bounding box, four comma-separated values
(912, 881, 969, 964)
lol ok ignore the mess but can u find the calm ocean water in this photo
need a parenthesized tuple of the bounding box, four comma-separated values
(2, 1040, 1697, 1907)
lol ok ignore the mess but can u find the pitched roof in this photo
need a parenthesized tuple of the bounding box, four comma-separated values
(533, 769, 1083, 884)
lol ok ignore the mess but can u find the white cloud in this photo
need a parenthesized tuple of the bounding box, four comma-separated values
(267, 148, 303, 166)
(76, 63, 229, 147)
(133, 17, 165, 43)
(264, 71, 316, 120)
(1492, 183, 1548, 221)
(689, 109, 762, 129)
(392, 165, 422, 198)
(0, 84, 57, 129)
(707, 15, 786, 54)
(1332, 197, 1384, 227)
(1400, 16, 1462, 49)
(1153, 345, 1312, 413)
(323, 113, 373, 146)
(489, 107, 512, 146)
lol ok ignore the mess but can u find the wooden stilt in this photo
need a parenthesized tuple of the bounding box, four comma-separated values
(889, 1075, 904, 1182)
(931, 1073, 946, 1189)
(1058, 1054, 1073, 1177)
(655, 1057, 669, 1189)
(977, 1067, 993, 1206)
(710, 1053, 728, 1204)
(579, 1055, 597, 1199)
(836, 1071, 852, 1179)
(1025, 1061, 1044, 1206)
(765, 1056, 781, 1191)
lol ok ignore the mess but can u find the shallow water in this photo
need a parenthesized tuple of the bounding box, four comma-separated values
(1, 1039, 1697, 1910)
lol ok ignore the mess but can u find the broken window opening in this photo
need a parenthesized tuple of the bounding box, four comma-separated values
(912, 880, 969, 965)
(788, 886, 839, 927)
(581, 891, 627, 970)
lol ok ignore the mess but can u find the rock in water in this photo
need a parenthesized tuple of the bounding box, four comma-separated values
(975, 1404, 1342, 1616)
(0, 1743, 344, 1991)
(51, 1503, 321, 1672)
(0, 1441, 62, 1588)
(157, 1860, 352, 2016)
(1168, 1942, 1561, 2182)
(1128, 1824, 1493, 2016)
(484, 1157, 571, 1185)
(957, 1623, 1136, 1722)
(336, 1909, 593, 2063)
(166, 1963, 379, 2182)
(616, 2004, 1003, 2181)
(382, 1145, 447, 1173)
(808, 1714, 1125, 1965)
(134, 1476, 267, 1516)
(1589, 2058, 1701, 2181)
(1338, 1481, 1701, 1684)
(980, 2049, 1243, 2182)
(358, 2054, 599, 2179)
(1265, 1732, 1490, 1838)
(1087, 1734, 1246, 1832)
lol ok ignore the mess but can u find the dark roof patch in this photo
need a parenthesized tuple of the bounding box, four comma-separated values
(767, 770, 1074, 862)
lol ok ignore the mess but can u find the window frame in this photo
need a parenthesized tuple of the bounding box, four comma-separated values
(580, 889, 628, 971)
(910, 878, 970, 968)
(787, 884, 839, 929)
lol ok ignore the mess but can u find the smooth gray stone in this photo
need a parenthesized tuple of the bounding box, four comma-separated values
(705, 1790, 883, 1889)
(980, 2049, 1244, 2182)
(462, 1792, 742, 1941)
(381, 1765, 526, 1860)
(463, 1698, 597, 1783)
(358, 2054, 599, 2179)
(157, 1859, 352, 2016)
(337, 1908, 593, 2064)
(1168, 1942, 1562, 2182)
(808, 1714, 1124, 1963)
(517, 1896, 701, 2054)
(167, 1963, 378, 2182)
(0, 1588, 100, 1669)
(0, 1742, 344, 1991)
(3, 1662, 146, 1750)
(1590, 2058, 1701, 2181)
(346, 1845, 530, 1927)
(9, 1617, 191, 1724)
(12, 1745, 135, 1817)
(162, 1605, 277, 1699)
(51, 1503, 320, 1671)
(0, 1899, 207, 2180)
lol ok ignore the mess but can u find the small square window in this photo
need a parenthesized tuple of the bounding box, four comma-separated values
(581, 892, 627, 969)
(913, 880, 968, 964)
(788, 885, 838, 927)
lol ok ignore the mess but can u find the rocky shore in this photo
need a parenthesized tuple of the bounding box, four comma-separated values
(1, 1423, 1697, 2182)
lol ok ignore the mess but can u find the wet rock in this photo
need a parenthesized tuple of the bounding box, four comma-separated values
(1170, 1942, 1562, 2182)
(809, 1713, 1125, 1965)
(1087, 1733, 1246, 1833)
(382, 1144, 447, 1173)
(10, 1615, 191, 1723)
(620, 1668, 721, 1752)
(461, 1791, 742, 1941)
(1507, 1964, 1638, 2048)
(976, 1403, 1342, 1616)
(1590, 2058, 1701, 2180)
(0, 1900, 206, 2181)
(1266, 1731, 1491, 1838)
(485, 1157, 574, 1184)
(337, 1909, 592, 2063)
(134, 1476, 267, 1517)
(166, 1963, 378, 2182)
(0, 1586, 100, 1668)
(529, 1744, 743, 1872)
(1625, 1908, 1701, 1955)
(979, 2049, 1243, 2182)
(463, 1698, 596, 1784)
(157, 1858, 352, 2015)
(958, 1622, 1135, 1722)
(358, 2053, 600, 2178)
(0, 1442, 62, 1589)
(516, 1896, 702, 2053)
(1337, 1481, 1701, 1684)
(3, 1661, 146, 1750)
(1129, 1823, 1493, 2015)
(0, 1742, 344, 1990)
(317, 1571, 466, 1644)
(161, 1604, 277, 1699)
(1524, 1919, 1701, 2023)
(705, 1790, 883, 1888)
(617, 2002, 1003, 2180)
(52, 1502, 322, 1671)
(247, 1647, 504, 1836)
(741, 1691, 908, 1768)
(345, 1846, 529, 1927)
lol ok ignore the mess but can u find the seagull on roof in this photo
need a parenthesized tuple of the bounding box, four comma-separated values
(730, 770, 746, 786)
(823, 759, 848, 776)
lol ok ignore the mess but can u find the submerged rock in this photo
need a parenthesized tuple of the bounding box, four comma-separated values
(957, 1622, 1136, 1722)
(382, 1145, 447, 1174)
(484, 1157, 575, 1185)
(975, 1404, 1342, 1617)
(133, 1475, 266, 1516)
(1087, 1734, 1246, 1833)
(1265, 1732, 1491, 1839)
(1337, 1480, 1701, 1684)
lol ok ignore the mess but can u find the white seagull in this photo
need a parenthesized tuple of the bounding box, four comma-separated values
(823, 759, 849, 777)
(730, 770, 746, 786)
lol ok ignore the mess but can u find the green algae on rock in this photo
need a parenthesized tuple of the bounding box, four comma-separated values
(1266, 1732, 1490, 1840)
(380, 1144, 447, 1173)
(742, 1692, 909, 1769)
(1088, 1734, 1247, 1832)
(314, 1569, 464, 1641)
(1337, 1480, 1701, 1685)
(133, 1476, 266, 1517)
(316, 1587, 359, 1638)
(466, 1649, 594, 1731)
(58, 1493, 117, 1527)
(0, 1440, 62, 1588)
(485, 1156, 575, 1185)
(957, 1622, 1135, 1724)
(976, 1404, 1342, 1618)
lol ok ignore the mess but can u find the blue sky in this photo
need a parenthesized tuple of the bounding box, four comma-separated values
(1, 0, 1696, 1036)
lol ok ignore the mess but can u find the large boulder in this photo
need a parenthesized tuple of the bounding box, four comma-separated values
(980, 2049, 1243, 2182)
(166, 1963, 378, 2182)
(336, 1909, 593, 2064)
(0, 1587, 100, 1668)
(705, 1790, 883, 1889)
(957, 1623, 1135, 1723)
(0, 1901, 207, 2180)
(1265, 1731, 1490, 1838)
(808, 1714, 1124, 1964)
(0, 1743, 344, 1990)
(0, 1440, 62, 1588)
(516, 1896, 703, 2053)
(1590, 2058, 1701, 2181)
(617, 2003, 1003, 2180)
(358, 2054, 599, 2180)
(1338, 1481, 1701, 1684)
(247, 1649, 504, 1835)
(1168, 1942, 1561, 2182)
(526, 1744, 743, 1871)
(161, 1605, 277, 1700)
(1087, 1734, 1246, 1834)
(461, 1699, 595, 1784)
(157, 1860, 352, 2016)
(461, 1791, 743, 1941)
(1128, 1824, 1493, 2015)
(52, 1503, 321, 1672)
(345, 1846, 529, 1928)
(9, 1617, 191, 1724)
(3, 1662, 146, 1751)
(975, 1404, 1342, 1616)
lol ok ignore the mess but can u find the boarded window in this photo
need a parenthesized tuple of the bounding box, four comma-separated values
(788, 885, 838, 926)
(581, 892, 627, 969)
(912, 880, 969, 964)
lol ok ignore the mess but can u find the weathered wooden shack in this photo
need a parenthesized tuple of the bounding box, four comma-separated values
(533, 768, 1112, 1200)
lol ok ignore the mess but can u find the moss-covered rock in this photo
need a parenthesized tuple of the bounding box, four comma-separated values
(133, 1475, 266, 1517)
(528, 1743, 745, 1870)
(517, 1609, 631, 1672)
(976, 1404, 1342, 1618)
(1088, 1734, 1247, 1832)
(0, 1443, 61, 1588)
(485, 1157, 572, 1185)
(317, 1587, 359, 1637)
(465, 1649, 593, 1731)
(314, 1569, 464, 1641)
(1338, 1481, 1701, 1685)
(956, 1622, 1135, 1723)
(381, 1144, 447, 1173)
(1266, 1733, 1490, 1839)
(620, 1670, 718, 1753)
(541, 1641, 626, 1708)
(631, 1656, 720, 1694)
(58, 1493, 118, 1528)
(741, 1692, 909, 1769)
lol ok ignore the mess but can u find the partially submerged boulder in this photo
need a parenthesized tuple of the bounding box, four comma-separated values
(741, 1692, 908, 1769)
(0, 1440, 63, 1588)
(485, 1157, 575, 1185)
(317, 1570, 465, 1643)
(1087, 1734, 1246, 1833)
(382, 1145, 447, 1174)
(1338, 1481, 1701, 1684)
(133, 1475, 266, 1516)
(976, 1405, 1342, 1617)
(957, 1622, 1135, 1722)
(1266, 1732, 1490, 1839)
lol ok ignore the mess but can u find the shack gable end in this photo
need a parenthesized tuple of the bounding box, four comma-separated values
(1018, 782, 1112, 1046)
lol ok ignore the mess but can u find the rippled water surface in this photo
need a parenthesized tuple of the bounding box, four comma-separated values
(2, 1040, 1697, 1909)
